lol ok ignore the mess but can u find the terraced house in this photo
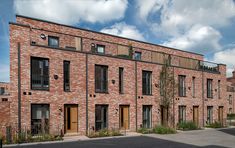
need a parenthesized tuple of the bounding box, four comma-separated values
(8, 15, 228, 136)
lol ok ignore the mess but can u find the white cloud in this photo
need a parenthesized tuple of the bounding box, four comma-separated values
(100, 22, 145, 41)
(163, 24, 222, 54)
(0, 63, 9, 82)
(210, 48, 235, 76)
(14, 0, 128, 24)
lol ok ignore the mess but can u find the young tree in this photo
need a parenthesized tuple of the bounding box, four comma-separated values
(159, 58, 175, 127)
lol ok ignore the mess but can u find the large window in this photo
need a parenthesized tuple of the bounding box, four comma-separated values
(95, 65, 108, 93)
(179, 106, 186, 123)
(218, 80, 221, 99)
(142, 71, 152, 95)
(31, 104, 49, 135)
(143, 105, 152, 128)
(48, 36, 59, 47)
(0, 87, 5, 95)
(207, 79, 213, 98)
(178, 75, 186, 97)
(207, 106, 213, 124)
(119, 67, 124, 94)
(64, 61, 70, 91)
(134, 51, 141, 60)
(192, 77, 195, 97)
(95, 105, 108, 131)
(229, 95, 232, 105)
(31, 57, 49, 90)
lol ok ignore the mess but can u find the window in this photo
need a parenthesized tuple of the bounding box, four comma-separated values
(31, 104, 49, 135)
(95, 65, 108, 93)
(134, 51, 141, 60)
(207, 106, 213, 124)
(229, 95, 232, 104)
(160, 72, 164, 96)
(95, 105, 108, 131)
(179, 106, 186, 123)
(48, 36, 59, 47)
(192, 77, 195, 97)
(119, 67, 124, 94)
(143, 105, 152, 128)
(31, 57, 49, 90)
(178, 75, 186, 97)
(229, 108, 232, 114)
(142, 71, 152, 95)
(218, 80, 221, 99)
(96, 45, 105, 54)
(64, 61, 70, 91)
(207, 79, 213, 98)
(0, 87, 5, 95)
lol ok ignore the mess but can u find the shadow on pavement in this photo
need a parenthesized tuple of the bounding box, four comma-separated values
(218, 128, 235, 136)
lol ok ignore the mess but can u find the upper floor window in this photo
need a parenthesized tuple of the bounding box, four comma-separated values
(229, 95, 232, 104)
(178, 75, 186, 97)
(142, 71, 152, 95)
(134, 51, 141, 60)
(48, 36, 59, 47)
(96, 45, 105, 54)
(64, 61, 70, 92)
(218, 80, 221, 99)
(119, 67, 124, 94)
(207, 79, 213, 98)
(31, 57, 49, 90)
(192, 77, 195, 97)
(0, 87, 5, 95)
(95, 65, 108, 93)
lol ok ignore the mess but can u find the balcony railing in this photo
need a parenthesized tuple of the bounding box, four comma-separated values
(199, 61, 219, 72)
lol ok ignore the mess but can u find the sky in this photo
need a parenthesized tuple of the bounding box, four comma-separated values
(1, 0, 235, 82)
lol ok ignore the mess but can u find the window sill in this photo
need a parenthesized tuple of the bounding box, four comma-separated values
(142, 94, 153, 96)
(31, 88, 49, 91)
(95, 91, 109, 94)
(179, 95, 187, 97)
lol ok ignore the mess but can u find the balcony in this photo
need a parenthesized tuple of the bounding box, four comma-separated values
(199, 61, 219, 73)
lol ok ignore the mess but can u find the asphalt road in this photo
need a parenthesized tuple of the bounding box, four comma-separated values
(10, 136, 228, 148)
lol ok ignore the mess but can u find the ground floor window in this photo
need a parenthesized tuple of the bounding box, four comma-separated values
(179, 106, 186, 123)
(95, 105, 108, 131)
(207, 106, 213, 124)
(143, 105, 152, 128)
(31, 104, 50, 135)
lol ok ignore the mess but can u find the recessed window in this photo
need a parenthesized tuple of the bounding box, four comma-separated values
(95, 65, 108, 93)
(48, 36, 59, 47)
(119, 67, 124, 94)
(134, 51, 141, 60)
(179, 106, 186, 123)
(207, 106, 213, 124)
(96, 45, 105, 54)
(95, 105, 108, 131)
(31, 57, 49, 90)
(207, 79, 213, 98)
(218, 80, 221, 99)
(0, 87, 5, 95)
(192, 77, 195, 97)
(142, 71, 152, 95)
(64, 61, 70, 92)
(178, 75, 186, 97)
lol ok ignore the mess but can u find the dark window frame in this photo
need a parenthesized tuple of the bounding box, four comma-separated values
(95, 65, 108, 93)
(207, 106, 213, 124)
(142, 105, 152, 128)
(192, 76, 195, 98)
(0, 87, 5, 95)
(48, 36, 59, 47)
(178, 105, 186, 123)
(119, 67, 124, 94)
(207, 79, 213, 98)
(178, 75, 186, 97)
(134, 51, 142, 60)
(63, 61, 70, 92)
(218, 80, 221, 99)
(95, 105, 108, 131)
(96, 44, 105, 54)
(31, 57, 50, 91)
(142, 70, 152, 95)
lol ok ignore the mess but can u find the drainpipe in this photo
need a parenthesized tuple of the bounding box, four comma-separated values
(202, 70, 205, 127)
(172, 66, 175, 128)
(135, 61, 138, 131)
(17, 43, 21, 134)
(85, 54, 88, 135)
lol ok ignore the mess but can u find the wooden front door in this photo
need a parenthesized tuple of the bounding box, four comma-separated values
(218, 106, 223, 125)
(65, 105, 78, 133)
(193, 106, 199, 127)
(120, 106, 129, 129)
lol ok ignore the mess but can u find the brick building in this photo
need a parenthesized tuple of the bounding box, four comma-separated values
(8, 15, 228, 136)
(227, 70, 235, 114)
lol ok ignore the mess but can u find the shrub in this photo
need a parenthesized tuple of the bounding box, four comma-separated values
(88, 129, 122, 138)
(227, 114, 235, 120)
(152, 126, 176, 134)
(137, 128, 152, 134)
(206, 121, 223, 128)
(178, 121, 198, 131)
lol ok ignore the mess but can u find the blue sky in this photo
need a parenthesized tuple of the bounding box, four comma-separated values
(1, 0, 235, 82)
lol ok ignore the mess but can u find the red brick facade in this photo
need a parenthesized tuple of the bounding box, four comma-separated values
(8, 15, 228, 136)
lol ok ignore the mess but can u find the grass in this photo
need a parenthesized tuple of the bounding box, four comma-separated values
(137, 128, 153, 134)
(88, 129, 122, 138)
(205, 121, 223, 128)
(152, 126, 176, 134)
(177, 121, 198, 131)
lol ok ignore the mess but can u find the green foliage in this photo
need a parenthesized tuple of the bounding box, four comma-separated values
(117, 54, 132, 59)
(227, 114, 235, 120)
(88, 129, 122, 138)
(152, 126, 176, 134)
(206, 121, 223, 128)
(137, 128, 152, 134)
(177, 121, 198, 131)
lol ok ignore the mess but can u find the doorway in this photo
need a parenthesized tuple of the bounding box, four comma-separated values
(64, 104, 78, 133)
(120, 105, 129, 129)
(193, 106, 199, 127)
(218, 106, 223, 126)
